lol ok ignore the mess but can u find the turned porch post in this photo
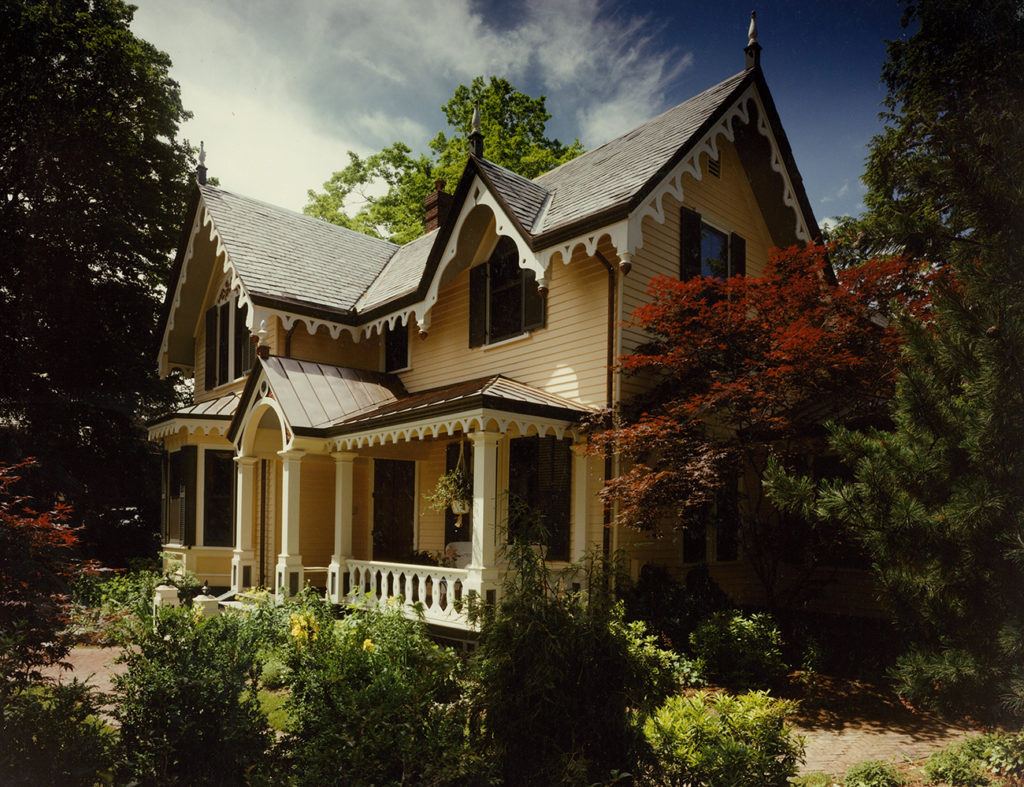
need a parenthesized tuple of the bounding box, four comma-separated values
(231, 455, 259, 594)
(276, 449, 305, 597)
(328, 452, 357, 603)
(571, 441, 591, 562)
(467, 431, 502, 601)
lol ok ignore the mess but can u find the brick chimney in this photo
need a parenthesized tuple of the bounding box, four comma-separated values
(424, 179, 453, 232)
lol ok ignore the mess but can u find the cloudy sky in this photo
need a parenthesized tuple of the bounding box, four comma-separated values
(131, 0, 904, 224)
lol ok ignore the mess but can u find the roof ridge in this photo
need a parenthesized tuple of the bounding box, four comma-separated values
(533, 69, 749, 186)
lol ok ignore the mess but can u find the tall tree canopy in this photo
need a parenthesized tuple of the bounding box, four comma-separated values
(0, 0, 193, 562)
(305, 76, 583, 244)
(768, 0, 1024, 717)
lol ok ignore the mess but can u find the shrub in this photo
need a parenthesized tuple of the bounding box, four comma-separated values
(0, 681, 115, 786)
(923, 736, 991, 786)
(844, 760, 905, 787)
(690, 610, 787, 689)
(114, 605, 273, 785)
(621, 563, 729, 651)
(890, 647, 991, 716)
(982, 732, 1024, 780)
(471, 546, 679, 785)
(259, 652, 290, 690)
(280, 593, 481, 786)
(642, 690, 804, 786)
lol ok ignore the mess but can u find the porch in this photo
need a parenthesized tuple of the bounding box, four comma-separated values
(228, 358, 604, 630)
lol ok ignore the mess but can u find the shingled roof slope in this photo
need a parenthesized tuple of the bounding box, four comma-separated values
(529, 69, 749, 236)
(200, 185, 397, 314)
(474, 157, 550, 233)
(356, 228, 437, 313)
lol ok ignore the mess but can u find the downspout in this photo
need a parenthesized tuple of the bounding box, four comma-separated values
(595, 250, 618, 557)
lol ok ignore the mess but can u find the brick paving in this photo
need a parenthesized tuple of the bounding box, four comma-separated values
(39, 645, 125, 696)
(788, 674, 985, 776)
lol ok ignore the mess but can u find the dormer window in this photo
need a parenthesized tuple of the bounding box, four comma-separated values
(204, 294, 254, 390)
(680, 207, 746, 280)
(468, 236, 545, 347)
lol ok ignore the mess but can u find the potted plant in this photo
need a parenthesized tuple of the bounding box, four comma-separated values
(425, 441, 471, 526)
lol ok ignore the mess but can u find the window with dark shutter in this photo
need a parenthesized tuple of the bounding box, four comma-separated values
(233, 301, 253, 378)
(384, 322, 409, 372)
(729, 232, 746, 277)
(204, 450, 235, 547)
(167, 450, 184, 543)
(470, 236, 546, 346)
(680, 207, 703, 279)
(700, 224, 729, 278)
(204, 307, 217, 390)
(443, 441, 473, 545)
(217, 301, 230, 387)
(508, 435, 572, 561)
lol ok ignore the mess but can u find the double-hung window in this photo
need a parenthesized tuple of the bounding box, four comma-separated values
(680, 207, 747, 280)
(469, 236, 545, 347)
(204, 294, 255, 390)
(384, 322, 409, 373)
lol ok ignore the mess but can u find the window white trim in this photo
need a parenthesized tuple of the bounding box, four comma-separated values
(481, 331, 532, 351)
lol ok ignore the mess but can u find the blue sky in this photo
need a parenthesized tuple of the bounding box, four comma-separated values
(132, 0, 906, 224)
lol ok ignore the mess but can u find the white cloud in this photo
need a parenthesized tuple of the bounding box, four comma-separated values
(131, 0, 690, 210)
(820, 179, 851, 204)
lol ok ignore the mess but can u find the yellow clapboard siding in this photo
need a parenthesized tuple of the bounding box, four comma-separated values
(299, 455, 334, 568)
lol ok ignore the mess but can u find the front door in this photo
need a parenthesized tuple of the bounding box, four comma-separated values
(372, 459, 415, 562)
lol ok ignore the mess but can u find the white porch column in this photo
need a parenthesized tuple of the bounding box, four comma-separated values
(276, 449, 305, 597)
(467, 431, 502, 602)
(231, 456, 259, 594)
(571, 441, 591, 562)
(328, 452, 357, 603)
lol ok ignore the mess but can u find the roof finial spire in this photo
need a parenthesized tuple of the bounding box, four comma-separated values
(196, 140, 208, 185)
(468, 105, 484, 158)
(744, 11, 762, 70)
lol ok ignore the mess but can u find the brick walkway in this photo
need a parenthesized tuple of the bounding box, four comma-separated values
(788, 674, 984, 776)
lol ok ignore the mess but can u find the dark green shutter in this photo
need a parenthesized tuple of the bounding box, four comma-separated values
(217, 301, 230, 386)
(729, 232, 746, 277)
(204, 307, 217, 390)
(469, 263, 488, 347)
(181, 446, 198, 547)
(233, 301, 250, 378)
(680, 207, 702, 279)
(523, 270, 545, 331)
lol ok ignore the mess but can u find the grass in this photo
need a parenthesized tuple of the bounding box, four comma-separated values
(258, 689, 289, 732)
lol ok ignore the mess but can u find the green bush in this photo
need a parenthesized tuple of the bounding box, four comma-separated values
(890, 647, 991, 716)
(114, 605, 273, 785)
(923, 736, 991, 786)
(690, 610, 788, 689)
(982, 732, 1024, 780)
(621, 563, 729, 651)
(0, 681, 115, 786)
(844, 760, 905, 787)
(470, 545, 680, 786)
(280, 593, 482, 786)
(259, 652, 290, 690)
(642, 690, 804, 786)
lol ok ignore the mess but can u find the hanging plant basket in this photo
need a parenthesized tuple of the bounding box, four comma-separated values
(450, 499, 471, 516)
(425, 439, 472, 528)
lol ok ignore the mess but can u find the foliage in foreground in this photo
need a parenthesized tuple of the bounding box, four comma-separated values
(642, 690, 803, 787)
(472, 544, 682, 786)
(924, 733, 1024, 786)
(0, 681, 115, 786)
(281, 593, 483, 786)
(689, 610, 787, 690)
(843, 759, 905, 787)
(114, 606, 273, 786)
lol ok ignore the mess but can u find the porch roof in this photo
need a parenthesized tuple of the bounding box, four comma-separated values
(147, 391, 240, 439)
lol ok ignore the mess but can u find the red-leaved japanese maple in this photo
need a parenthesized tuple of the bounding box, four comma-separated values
(592, 244, 928, 603)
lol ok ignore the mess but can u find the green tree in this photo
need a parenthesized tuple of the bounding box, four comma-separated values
(305, 76, 583, 244)
(767, 0, 1024, 716)
(0, 0, 193, 564)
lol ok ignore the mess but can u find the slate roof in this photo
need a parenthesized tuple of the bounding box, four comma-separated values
(199, 185, 397, 314)
(531, 70, 749, 235)
(184, 67, 776, 325)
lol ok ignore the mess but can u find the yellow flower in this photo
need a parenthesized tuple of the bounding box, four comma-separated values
(362, 638, 376, 653)
(289, 612, 319, 643)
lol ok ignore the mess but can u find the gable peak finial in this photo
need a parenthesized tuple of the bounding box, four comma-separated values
(744, 11, 762, 69)
(468, 104, 484, 158)
(196, 140, 208, 185)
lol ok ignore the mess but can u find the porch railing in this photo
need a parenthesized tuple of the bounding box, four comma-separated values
(345, 559, 474, 629)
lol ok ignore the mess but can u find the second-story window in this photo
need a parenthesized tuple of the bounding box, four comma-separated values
(680, 207, 746, 280)
(384, 322, 409, 373)
(469, 236, 545, 348)
(204, 293, 254, 390)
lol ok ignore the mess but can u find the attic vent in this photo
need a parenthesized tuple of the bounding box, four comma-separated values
(708, 156, 721, 178)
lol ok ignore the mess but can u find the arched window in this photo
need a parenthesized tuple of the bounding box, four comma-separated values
(468, 236, 545, 347)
